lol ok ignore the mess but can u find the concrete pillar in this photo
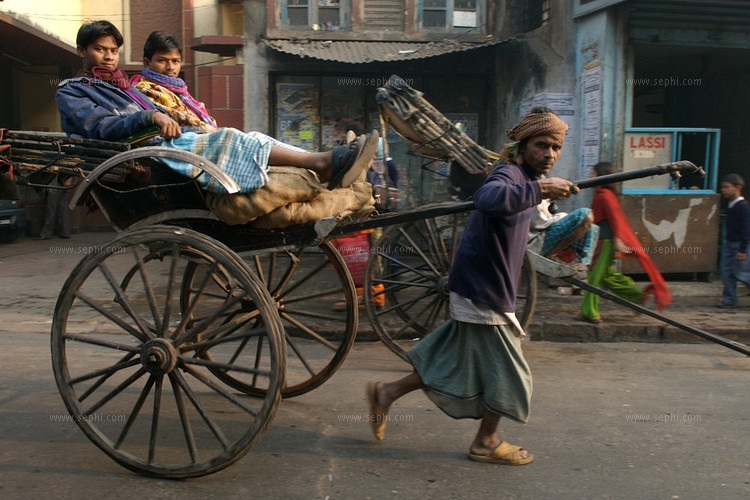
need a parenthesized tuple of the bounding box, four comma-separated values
(244, 0, 271, 134)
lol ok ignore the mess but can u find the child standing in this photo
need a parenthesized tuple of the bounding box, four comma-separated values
(718, 174, 750, 308)
(578, 162, 672, 323)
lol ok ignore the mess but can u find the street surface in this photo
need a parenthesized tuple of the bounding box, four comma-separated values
(0, 232, 748, 498)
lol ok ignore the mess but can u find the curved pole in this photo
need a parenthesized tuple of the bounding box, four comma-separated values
(70, 146, 241, 208)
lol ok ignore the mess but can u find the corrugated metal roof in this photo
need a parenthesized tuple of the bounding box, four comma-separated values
(263, 39, 504, 64)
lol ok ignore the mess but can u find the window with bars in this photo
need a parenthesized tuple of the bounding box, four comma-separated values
(284, 0, 349, 29)
(421, 0, 482, 32)
(522, 0, 550, 32)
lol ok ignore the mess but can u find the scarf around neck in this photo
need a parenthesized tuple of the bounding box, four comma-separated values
(76, 66, 152, 110)
(138, 68, 215, 126)
(77, 67, 130, 89)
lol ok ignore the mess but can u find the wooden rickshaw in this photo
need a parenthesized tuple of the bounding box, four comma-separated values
(0, 77, 715, 480)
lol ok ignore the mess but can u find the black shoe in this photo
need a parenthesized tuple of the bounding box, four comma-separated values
(34, 236, 51, 240)
(59, 235, 70, 239)
(715, 303, 737, 309)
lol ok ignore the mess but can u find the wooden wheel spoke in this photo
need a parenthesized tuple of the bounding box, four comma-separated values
(74, 292, 149, 342)
(389, 295, 443, 340)
(283, 331, 316, 376)
(174, 292, 250, 346)
(78, 352, 140, 402)
(181, 324, 267, 355)
(98, 262, 154, 341)
(281, 285, 346, 304)
(422, 220, 450, 274)
(376, 278, 435, 289)
(422, 292, 447, 327)
(168, 374, 198, 463)
(275, 257, 325, 299)
(269, 251, 301, 297)
(172, 261, 220, 342)
(280, 312, 338, 351)
(71, 355, 141, 388)
(398, 228, 441, 276)
(161, 247, 181, 335)
(281, 308, 348, 323)
(82, 367, 148, 415)
(170, 370, 230, 450)
(148, 375, 163, 464)
(180, 364, 260, 418)
(131, 247, 163, 334)
(63, 331, 140, 353)
(375, 250, 435, 281)
(376, 288, 434, 315)
(182, 309, 261, 349)
(180, 356, 273, 380)
(114, 375, 156, 449)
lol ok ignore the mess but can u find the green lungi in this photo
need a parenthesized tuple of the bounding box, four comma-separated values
(406, 319, 532, 424)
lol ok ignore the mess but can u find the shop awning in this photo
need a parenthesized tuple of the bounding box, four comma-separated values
(263, 38, 505, 64)
(0, 12, 78, 66)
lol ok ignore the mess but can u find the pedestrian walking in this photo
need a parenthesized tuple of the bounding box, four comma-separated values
(578, 162, 672, 323)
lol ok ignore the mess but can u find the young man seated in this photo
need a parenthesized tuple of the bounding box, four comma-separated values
(55, 21, 377, 193)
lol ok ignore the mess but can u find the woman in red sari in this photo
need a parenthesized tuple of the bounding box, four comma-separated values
(578, 162, 672, 323)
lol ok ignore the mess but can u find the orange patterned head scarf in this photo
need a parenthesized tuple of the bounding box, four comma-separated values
(506, 107, 568, 143)
(499, 107, 568, 163)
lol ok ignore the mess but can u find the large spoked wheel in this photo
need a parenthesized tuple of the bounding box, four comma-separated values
(51, 226, 286, 479)
(182, 242, 358, 399)
(364, 215, 537, 361)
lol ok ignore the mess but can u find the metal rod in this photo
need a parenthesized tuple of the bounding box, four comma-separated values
(574, 161, 703, 189)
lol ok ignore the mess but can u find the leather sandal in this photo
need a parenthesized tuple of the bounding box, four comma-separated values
(328, 130, 379, 189)
(468, 441, 534, 466)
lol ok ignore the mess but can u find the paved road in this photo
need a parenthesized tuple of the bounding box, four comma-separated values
(0, 232, 748, 498)
(0, 333, 748, 499)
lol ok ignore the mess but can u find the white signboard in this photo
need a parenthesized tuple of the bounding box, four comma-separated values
(623, 132, 672, 189)
(581, 63, 602, 180)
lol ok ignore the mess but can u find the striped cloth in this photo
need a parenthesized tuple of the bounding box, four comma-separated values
(539, 207, 600, 266)
(160, 128, 306, 194)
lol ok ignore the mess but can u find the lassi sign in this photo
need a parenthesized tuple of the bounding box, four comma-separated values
(629, 135, 667, 150)
(623, 132, 672, 190)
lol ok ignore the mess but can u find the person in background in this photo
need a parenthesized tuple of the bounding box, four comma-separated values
(578, 162, 672, 323)
(37, 176, 72, 240)
(717, 173, 750, 308)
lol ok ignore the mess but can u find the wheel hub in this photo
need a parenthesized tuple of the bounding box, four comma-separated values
(141, 338, 178, 374)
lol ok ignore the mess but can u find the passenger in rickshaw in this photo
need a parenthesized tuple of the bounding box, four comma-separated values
(55, 21, 378, 193)
(527, 198, 600, 276)
(367, 107, 577, 465)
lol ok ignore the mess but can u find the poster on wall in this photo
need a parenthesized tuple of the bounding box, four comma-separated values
(276, 83, 320, 151)
(520, 93, 575, 141)
(581, 62, 602, 179)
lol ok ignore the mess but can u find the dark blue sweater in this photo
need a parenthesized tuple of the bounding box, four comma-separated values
(725, 198, 750, 253)
(448, 162, 542, 313)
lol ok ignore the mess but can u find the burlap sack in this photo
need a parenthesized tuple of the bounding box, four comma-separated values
(206, 166, 322, 225)
(249, 181, 375, 229)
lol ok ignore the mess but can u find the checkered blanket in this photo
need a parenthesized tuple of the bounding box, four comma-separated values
(160, 128, 272, 193)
